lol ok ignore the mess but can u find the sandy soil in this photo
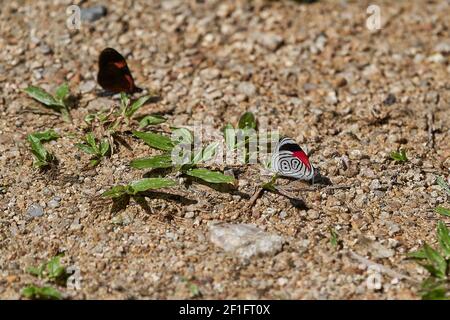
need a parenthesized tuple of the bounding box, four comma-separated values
(0, 0, 449, 299)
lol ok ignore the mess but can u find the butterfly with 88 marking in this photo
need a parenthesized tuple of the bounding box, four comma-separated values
(271, 137, 315, 180)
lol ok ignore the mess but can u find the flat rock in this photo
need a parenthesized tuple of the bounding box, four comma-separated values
(208, 223, 284, 259)
(80, 6, 107, 22)
(27, 203, 44, 217)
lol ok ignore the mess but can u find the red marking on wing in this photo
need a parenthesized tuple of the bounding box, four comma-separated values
(292, 151, 311, 170)
(124, 74, 134, 91)
(113, 61, 127, 69)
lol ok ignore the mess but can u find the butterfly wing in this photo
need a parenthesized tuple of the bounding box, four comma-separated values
(271, 138, 314, 180)
(97, 48, 142, 94)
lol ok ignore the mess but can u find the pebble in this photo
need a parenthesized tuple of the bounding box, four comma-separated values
(27, 203, 44, 217)
(279, 211, 287, 219)
(208, 223, 284, 259)
(79, 80, 97, 93)
(434, 42, 450, 54)
(237, 82, 256, 97)
(370, 179, 381, 191)
(383, 93, 396, 106)
(253, 32, 284, 51)
(307, 209, 320, 220)
(80, 6, 107, 22)
(48, 197, 61, 209)
(427, 53, 446, 64)
(184, 211, 195, 219)
(39, 43, 52, 55)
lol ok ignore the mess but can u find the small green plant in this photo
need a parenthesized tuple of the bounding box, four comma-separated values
(75, 132, 110, 166)
(102, 178, 177, 198)
(436, 176, 450, 196)
(21, 285, 62, 300)
(24, 83, 72, 122)
(102, 178, 177, 212)
(436, 207, 450, 217)
(27, 130, 59, 168)
(27, 255, 69, 285)
(223, 111, 260, 164)
(408, 221, 450, 300)
(82, 93, 157, 157)
(329, 227, 339, 248)
(435, 176, 450, 217)
(131, 129, 234, 185)
(22, 255, 69, 300)
(180, 277, 202, 298)
(390, 149, 408, 163)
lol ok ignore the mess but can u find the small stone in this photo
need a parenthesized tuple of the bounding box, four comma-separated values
(39, 43, 52, 55)
(326, 90, 338, 105)
(185, 211, 195, 219)
(253, 32, 284, 51)
(27, 203, 44, 217)
(237, 82, 256, 97)
(277, 277, 288, 286)
(427, 53, 446, 64)
(79, 80, 96, 93)
(200, 68, 220, 80)
(307, 209, 320, 220)
(208, 223, 284, 259)
(370, 179, 381, 190)
(48, 197, 61, 209)
(333, 76, 347, 88)
(279, 211, 287, 219)
(383, 93, 396, 106)
(349, 149, 363, 160)
(434, 42, 450, 54)
(80, 6, 107, 22)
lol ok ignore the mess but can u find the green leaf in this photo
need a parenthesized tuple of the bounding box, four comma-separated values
(75, 143, 96, 155)
(191, 148, 204, 165)
(120, 92, 130, 110)
(329, 227, 339, 248)
(21, 285, 62, 300)
(102, 185, 128, 198)
(407, 248, 427, 260)
(24, 86, 59, 107)
(130, 154, 173, 169)
(436, 176, 450, 196)
(85, 132, 97, 149)
(133, 131, 175, 151)
(90, 159, 100, 166)
(223, 123, 236, 151)
(128, 178, 177, 194)
(126, 95, 151, 118)
(100, 140, 110, 156)
(437, 221, 450, 258)
(185, 168, 235, 184)
(172, 128, 193, 145)
(202, 142, 219, 162)
(30, 130, 59, 142)
(189, 283, 202, 298)
(138, 115, 166, 128)
(55, 83, 69, 102)
(420, 277, 448, 300)
(435, 207, 450, 217)
(46, 256, 66, 281)
(27, 265, 45, 278)
(27, 134, 52, 167)
(238, 112, 257, 130)
(390, 149, 408, 163)
(422, 243, 447, 279)
(84, 113, 96, 124)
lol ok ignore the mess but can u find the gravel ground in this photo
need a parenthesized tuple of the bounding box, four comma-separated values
(0, 0, 449, 299)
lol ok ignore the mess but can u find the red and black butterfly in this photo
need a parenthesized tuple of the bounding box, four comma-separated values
(97, 48, 142, 94)
(271, 137, 315, 180)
